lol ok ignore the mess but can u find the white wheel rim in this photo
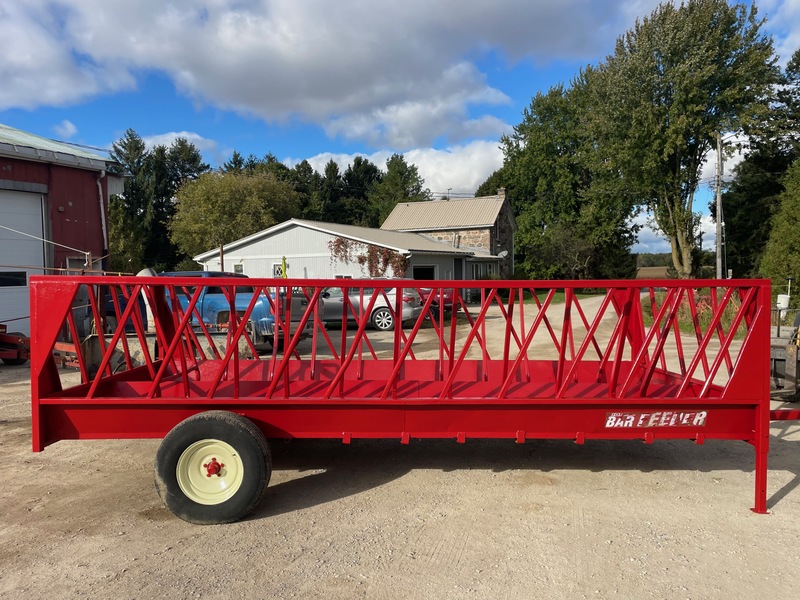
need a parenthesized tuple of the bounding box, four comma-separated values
(176, 439, 244, 505)
(374, 309, 393, 330)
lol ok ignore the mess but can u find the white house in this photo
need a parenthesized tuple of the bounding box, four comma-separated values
(193, 219, 498, 280)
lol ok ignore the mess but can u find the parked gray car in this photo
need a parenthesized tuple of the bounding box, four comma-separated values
(321, 284, 423, 331)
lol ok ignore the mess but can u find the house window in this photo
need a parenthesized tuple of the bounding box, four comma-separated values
(471, 263, 498, 279)
(0, 271, 26, 287)
(412, 265, 435, 280)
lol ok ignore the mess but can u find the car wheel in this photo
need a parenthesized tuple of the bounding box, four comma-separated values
(371, 307, 394, 331)
(154, 411, 271, 524)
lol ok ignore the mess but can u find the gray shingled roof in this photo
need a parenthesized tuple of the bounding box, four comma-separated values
(0, 122, 110, 170)
(194, 218, 477, 261)
(381, 194, 505, 231)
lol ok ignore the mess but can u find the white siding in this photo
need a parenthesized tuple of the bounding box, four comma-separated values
(204, 225, 371, 279)
(199, 223, 462, 281)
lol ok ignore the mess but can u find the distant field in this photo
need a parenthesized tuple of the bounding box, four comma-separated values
(636, 266, 669, 279)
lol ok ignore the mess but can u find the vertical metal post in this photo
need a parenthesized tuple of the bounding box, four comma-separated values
(716, 132, 723, 279)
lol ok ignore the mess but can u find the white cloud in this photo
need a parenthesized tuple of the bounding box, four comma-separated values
(142, 131, 218, 154)
(0, 0, 662, 148)
(0, 3, 135, 109)
(290, 140, 504, 198)
(699, 133, 749, 187)
(53, 120, 77, 139)
(630, 211, 717, 255)
(762, 0, 800, 63)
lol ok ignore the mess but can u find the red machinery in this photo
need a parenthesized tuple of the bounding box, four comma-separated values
(0, 324, 29, 365)
(30, 275, 780, 524)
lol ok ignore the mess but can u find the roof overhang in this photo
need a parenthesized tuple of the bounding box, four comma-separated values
(0, 141, 110, 172)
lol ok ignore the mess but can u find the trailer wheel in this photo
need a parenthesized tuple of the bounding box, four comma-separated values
(371, 307, 394, 331)
(154, 411, 271, 524)
(1, 357, 27, 365)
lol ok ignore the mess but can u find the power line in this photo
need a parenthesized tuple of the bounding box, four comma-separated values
(50, 138, 113, 154)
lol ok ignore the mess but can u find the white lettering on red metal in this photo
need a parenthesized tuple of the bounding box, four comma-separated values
(604, 411, 707, 428)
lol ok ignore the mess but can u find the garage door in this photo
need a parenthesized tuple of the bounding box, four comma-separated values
(0, 190, 45, 335)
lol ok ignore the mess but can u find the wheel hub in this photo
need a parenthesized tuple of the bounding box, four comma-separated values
(204, 457, 224, 477)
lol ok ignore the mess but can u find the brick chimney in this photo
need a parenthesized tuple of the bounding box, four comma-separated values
(497, 187, 507, 200)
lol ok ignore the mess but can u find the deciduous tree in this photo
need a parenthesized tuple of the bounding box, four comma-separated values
(170, 172, 300, 259)
(587, 0, 777, 278)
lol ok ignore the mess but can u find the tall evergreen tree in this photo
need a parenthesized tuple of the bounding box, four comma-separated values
(221, 150, 245, 174)
(342, 156, 382, 226)
(108, 129, 149, 272)
(107, 130, 209, 271)
(758, 160, 800, 291)
(368, 154, 431, 224)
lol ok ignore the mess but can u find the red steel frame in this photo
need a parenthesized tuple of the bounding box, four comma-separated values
(30, 276, 774, 512)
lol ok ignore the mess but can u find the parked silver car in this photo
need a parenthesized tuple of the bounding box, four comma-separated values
(321, 284, 423, 331)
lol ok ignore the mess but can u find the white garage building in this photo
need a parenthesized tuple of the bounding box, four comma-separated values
(193, 219, 495, 280)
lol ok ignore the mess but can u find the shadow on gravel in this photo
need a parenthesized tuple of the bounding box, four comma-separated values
(251, 434, 800, 519)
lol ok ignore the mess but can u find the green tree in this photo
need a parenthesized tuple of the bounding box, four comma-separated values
(492, 84, 637, 279)
(758, 160, 800, 290)
(717, 143, 796, 277)
(291, 159, 323, 219)
(319, 160, 344, 223)
(714, 48, 800, 277)
(108, 129, 149, 272)
(171, 172, 301, 259)
(107, 130, 209, 271)
(221, 150, 245, 174)
(587, 0, 778, 278)
(342, 156, 382, 226)
(475, 166, 508, 197)
(107, 195, 145, 273)
(369, 154, 431, 224)
(142, 139, 209, 270)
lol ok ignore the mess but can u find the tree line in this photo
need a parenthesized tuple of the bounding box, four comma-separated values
(109, 0, 800, 282)
(107, 134, 429, 273)
(475, 0, 783, 280)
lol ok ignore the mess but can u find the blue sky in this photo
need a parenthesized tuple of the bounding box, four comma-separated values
(1, 0, 798, 253)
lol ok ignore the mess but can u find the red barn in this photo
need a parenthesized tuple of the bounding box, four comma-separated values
(0, 123, 122, 334)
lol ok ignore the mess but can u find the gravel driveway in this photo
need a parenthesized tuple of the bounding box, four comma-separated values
(3, 294, 800, 599)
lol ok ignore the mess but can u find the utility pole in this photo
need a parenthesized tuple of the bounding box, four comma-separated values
(716, 132, 724, 279)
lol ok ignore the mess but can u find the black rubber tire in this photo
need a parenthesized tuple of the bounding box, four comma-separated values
(371, 307, 394, 331)
(1, 357, 27, 365)
(154, 411, 271, 525)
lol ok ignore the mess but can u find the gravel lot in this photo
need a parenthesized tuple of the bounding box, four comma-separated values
(3, 297, 800, 599)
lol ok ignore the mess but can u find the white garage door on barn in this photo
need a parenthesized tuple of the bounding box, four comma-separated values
(0, 190, 45, 335)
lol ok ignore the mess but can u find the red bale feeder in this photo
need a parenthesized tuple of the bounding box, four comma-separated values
(29, 275, 778, 523)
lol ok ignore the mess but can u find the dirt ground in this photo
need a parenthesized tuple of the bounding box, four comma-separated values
(3, 298, 800, 599)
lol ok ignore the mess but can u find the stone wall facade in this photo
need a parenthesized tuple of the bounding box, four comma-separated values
(426, 228, 491, 252)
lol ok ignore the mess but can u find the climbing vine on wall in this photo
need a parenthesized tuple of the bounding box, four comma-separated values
(328, 237, 409, 278)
